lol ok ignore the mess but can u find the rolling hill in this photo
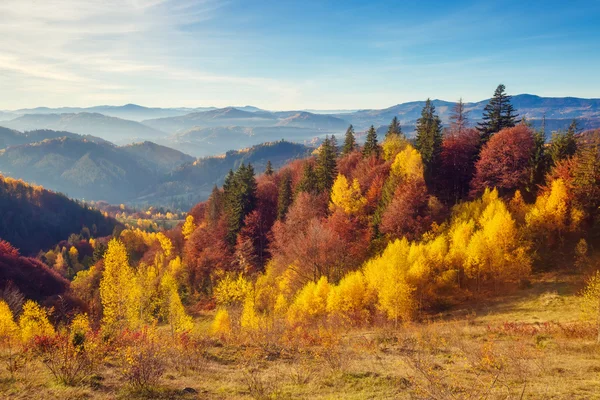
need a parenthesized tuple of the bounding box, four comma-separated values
(0, 127, 109, 149)
(0, 174, 118, 254)
(163, 125, 330, 157)
(0, 137, 194, 203)
(337, 94, 600, 133)
(10, 104, 217, 122)
(1, 112, 165, 144)
(136, 140, 311, 209)
(142, 107, 279, 133)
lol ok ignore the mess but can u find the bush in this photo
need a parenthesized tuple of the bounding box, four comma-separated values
(118, 328, 166, 391)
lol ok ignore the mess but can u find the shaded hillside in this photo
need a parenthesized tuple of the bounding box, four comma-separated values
(135, 140, 310, 209)
(0, 240, 69, 304)
(163, 125, 330, 157)
(120, 141, 195, 174)
(0, 127, 109, 149)
(0, 175, 117, 254)
(2, 112, 165, 144)
(0, 138, 158, 202)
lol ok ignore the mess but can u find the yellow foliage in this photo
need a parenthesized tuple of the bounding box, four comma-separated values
(382, 133, 409, 161)
(240, 295, 261, 331)
(287, 276, 331, 325)
(99, 238, 142, 333)
(211, 308, 232, 337)
(214, 274, 251, 307)
(326, 271, 374, 323)
(390, 145, 424, 182)
(526, 179, 569, 233)
(363, 238, 415, 323)
(0, 301, 18, 342)
(19, 300, 55, 343)
(71, 313, 91, 334)
(160, 271, 194, 334)
(329, 174, 367, 214)
(465, 197, 531, 285)
(182, 215, 196, 240)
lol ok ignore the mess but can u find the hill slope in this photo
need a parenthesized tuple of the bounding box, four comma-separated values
(0, 174, 117, 254)
(2, 112, 165, 144)
(135, 140, 310, 209)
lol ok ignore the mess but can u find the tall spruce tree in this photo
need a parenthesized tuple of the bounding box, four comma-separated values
(477, 84, 519, 143)
(205, 185, 223, 226)
(529, 127, 548, 191)
(362, 125, 380, 157)
(224, 163, 257, 245)
(549, 126, 578, 166)
(277, 171, 293, 220)
(265, 160, 274, 176)
(415, 98, 443, 181)
(297, 162, 319, 194)
(316, 136, 338, 192)
(342, 125, 357, 155)
(386, 116, 403, 138)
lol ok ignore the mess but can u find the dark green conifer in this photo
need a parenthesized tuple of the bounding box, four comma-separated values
(316, 136, 337, 192)
(415, 99, 443, 181)
(297, 162, 319, 194)
(265, 160, 274, 176)
(362, 125, 380, 158)
(277, 171, 293, 220)
(477, 84, 519, 143)
(386, 116, 403, 138)
(342, 125, 357, 155)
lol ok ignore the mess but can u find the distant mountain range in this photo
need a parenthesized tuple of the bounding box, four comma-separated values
(0, 94, 599, 209)
(0, 126, 307, 209)
(1, 94, 598, 156)
(1, 112, 164, 144)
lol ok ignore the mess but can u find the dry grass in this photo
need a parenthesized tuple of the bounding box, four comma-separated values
(2, 272, 600, 399)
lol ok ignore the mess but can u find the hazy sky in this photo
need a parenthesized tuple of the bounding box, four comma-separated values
(1, 0, 599, 110)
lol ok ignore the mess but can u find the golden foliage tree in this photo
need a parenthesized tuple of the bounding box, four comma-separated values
(99, 238, 141, 333)
(329, 174, 366, 215)
(0, 300, 18, 343)
(19, 300, 55, 343)
(182, 215, 196, 240)
(160, 271, 194, 334)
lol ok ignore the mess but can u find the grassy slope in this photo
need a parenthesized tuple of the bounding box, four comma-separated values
(2, 271, 600, 399)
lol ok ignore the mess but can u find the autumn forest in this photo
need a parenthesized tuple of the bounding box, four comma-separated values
(1, 84, 600, 399)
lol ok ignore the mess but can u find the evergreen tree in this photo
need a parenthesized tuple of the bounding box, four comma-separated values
(206, 185, 223, 225)
(265, 160, 274, 176)
(415, 99, 443, 181)
(529, 127, 548, 191)
(549, 124, 578, 166)
(477, 84, 519, 143)
(362, 125, 380, 158)
(277, 171, 293, 220)
(316, 136, 338, 192)
(342, 125, 357, 155)
(386, 116, 403, 138)
(330, 135, 339, 157)
(224, 164, 257, 245)
(297, 162, 319, 194)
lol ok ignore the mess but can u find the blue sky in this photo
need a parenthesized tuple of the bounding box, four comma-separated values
(0, 0, 599, 110)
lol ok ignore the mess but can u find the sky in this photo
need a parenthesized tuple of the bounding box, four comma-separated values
(1, 0, 599, 110)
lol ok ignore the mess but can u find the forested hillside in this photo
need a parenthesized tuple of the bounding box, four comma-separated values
(0, 174, 117, 254)
(1, 86, 600, 398)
